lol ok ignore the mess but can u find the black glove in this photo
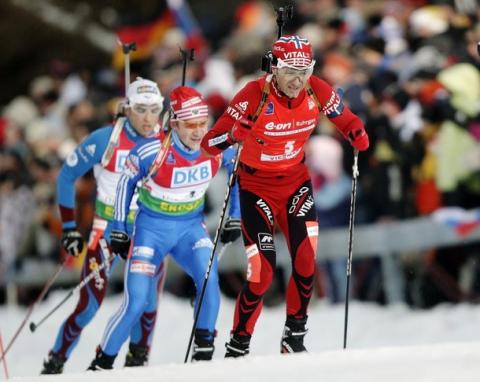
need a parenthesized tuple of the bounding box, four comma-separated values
(220, 218, 242, 244)
(61, 229, 85, 257)
(110, 230, 131, 259)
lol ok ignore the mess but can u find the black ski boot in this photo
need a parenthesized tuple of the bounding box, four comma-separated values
(281, 316, 308, 353)
(124, 342, 149, 367)
(191, 329, 215, 361)
(225, 333, 251, 358)
(87, 347, 116, 371)
(41, 352, 66, 374)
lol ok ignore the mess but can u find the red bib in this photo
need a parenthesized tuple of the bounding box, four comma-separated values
(240, 79, 320, 171)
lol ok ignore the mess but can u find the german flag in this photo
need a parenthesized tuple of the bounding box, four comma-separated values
(112, 12, 175, 70)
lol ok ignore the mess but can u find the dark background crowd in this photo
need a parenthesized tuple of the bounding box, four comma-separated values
(0, 0, 479, 308)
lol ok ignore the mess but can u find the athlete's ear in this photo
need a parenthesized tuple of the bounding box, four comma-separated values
(170, 120, 179, 129)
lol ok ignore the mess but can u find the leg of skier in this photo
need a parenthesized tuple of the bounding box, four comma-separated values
(277, 180, 318, 353)
(41, 219, 113, 374)
(88, 214, 173, 371)
(172, 220, 220, 362)
(124, 260, 167, 367)
(225, 188, 277, 357)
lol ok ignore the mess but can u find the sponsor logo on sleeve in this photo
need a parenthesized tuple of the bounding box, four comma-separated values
(323, 90, 344, 118)
(235, 101, 249, 112)
(66, 151, 78, 167)
(226, 106, 243, 120)
(86, 144, 96, 156)
(208, 133, 229, 147)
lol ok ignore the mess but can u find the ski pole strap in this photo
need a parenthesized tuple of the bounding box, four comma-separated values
(145, 128, 173, 181)
(305, 82, 323, 111)
(101, 116, 125, 166)
(251, 74, 273, 122)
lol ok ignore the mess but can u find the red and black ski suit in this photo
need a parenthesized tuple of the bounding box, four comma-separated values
(201, 74, 367, 337)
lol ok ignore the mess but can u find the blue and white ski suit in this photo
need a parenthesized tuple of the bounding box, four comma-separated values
(99, 131, 240, 356)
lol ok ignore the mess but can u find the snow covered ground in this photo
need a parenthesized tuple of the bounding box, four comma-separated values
(1, 291, 480, 381)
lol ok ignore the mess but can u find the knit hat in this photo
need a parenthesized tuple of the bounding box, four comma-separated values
(127, 77, 164, 106)
(169, 86, 208, 121)
(272, 35, 315, 70)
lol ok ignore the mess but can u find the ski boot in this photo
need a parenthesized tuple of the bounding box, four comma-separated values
(191, 329, 215, 361)
(225, 333, 251, 358)
(87, 347, 116, 371)
(124, 342, 149, 367)
(41, 352, 66, 374)
(280, 316, 308, 353)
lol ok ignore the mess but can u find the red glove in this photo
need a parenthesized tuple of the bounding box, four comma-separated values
(348, 128, 369, 151)
(229, 117, 253, 143)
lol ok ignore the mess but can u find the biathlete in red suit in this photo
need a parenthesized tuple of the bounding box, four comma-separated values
(201, 35, 369, 357)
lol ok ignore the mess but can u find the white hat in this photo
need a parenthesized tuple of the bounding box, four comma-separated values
(127, 77, 164, 106)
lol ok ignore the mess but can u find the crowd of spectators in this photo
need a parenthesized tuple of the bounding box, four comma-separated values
(0, 0, 479, 307)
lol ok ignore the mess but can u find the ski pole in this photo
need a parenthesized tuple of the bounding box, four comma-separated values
(0, 329, 9, 379)
(343, 149, 359, 349)
(0, 257, 67, 363)
(146, 47, 194, 179)
(179, 47, 194, 86)
(217, 242, 232, 262)
(29, 238, 114, 333)
(122, 41, 136, 95)
(102, 41, 136, 166)
(183, 144, 243, 363)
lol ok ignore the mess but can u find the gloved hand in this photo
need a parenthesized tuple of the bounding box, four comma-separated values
(229, 117, 253, 143)
(61, 229, 85, 257)
(348, 128, 369, 151)
(110, 230, 131, 260)
(220, 218, 242, 244)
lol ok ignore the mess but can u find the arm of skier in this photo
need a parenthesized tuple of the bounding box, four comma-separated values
(309, 76, 369, 151)
(112, 143, 151, 233)
(57, 127, 110, 256)
(57, 127, 110, 229)
(201, 81, 262, 156)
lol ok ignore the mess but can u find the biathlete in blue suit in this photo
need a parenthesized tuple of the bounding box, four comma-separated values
(88, 86, 241, 370)
(41, 78, 167, 374)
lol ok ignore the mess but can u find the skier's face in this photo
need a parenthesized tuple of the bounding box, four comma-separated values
(274, 66, 312, 98)
(173, 117, 209, 151)
(127, 103, 162, 137)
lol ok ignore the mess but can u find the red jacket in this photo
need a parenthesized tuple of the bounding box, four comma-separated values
(201, 74, 365, 171)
